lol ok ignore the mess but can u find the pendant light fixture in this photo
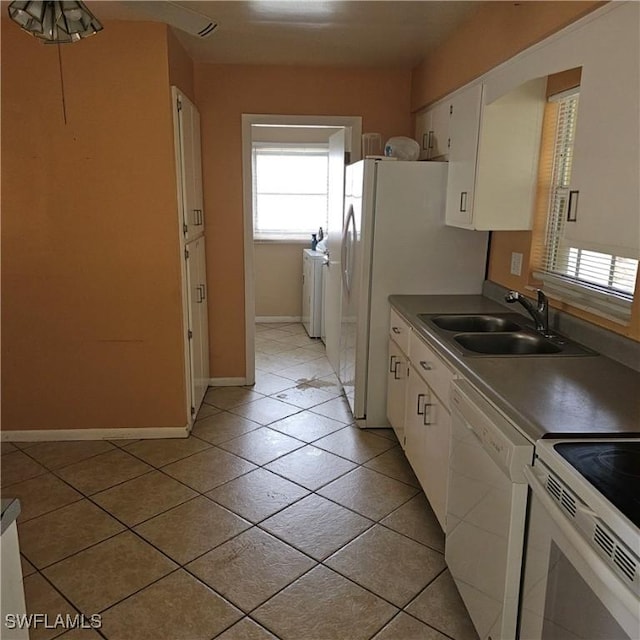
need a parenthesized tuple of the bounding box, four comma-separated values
(7, 1, 103, 44)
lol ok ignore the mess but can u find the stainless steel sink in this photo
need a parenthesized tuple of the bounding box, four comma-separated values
(416, 312, 598, 357)
(423, 313, 521, 333)
(454, 332, 562, 355)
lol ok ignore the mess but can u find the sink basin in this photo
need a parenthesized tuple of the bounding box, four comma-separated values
(415, 312, 598, 357)
(454, 332, 562, 355)
(424, 314, 521, 333)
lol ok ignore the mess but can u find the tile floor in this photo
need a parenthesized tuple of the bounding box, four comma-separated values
(1, 323, 478, 640)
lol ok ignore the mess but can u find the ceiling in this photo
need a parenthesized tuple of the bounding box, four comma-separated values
(88, 1, 480, 68)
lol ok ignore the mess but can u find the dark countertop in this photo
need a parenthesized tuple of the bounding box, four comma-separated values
(1, 498, 21, 535)
(390, 295, 640, 442)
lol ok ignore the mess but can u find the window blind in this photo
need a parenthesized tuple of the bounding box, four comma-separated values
(534, 92, 638, 323)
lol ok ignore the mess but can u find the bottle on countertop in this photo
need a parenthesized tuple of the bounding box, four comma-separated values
(311, 233, 318, 250)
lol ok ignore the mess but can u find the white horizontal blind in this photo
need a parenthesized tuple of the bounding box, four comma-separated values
(252, 143, 329, 240)
(535, 93, 638, 322)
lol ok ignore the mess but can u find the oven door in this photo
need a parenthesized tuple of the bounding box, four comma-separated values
(519, 464, 640, 640)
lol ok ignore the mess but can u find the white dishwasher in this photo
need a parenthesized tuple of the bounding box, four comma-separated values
(446, 380, 533, 640)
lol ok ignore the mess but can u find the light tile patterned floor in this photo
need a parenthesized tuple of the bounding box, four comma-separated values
(1, 323, 478, 640)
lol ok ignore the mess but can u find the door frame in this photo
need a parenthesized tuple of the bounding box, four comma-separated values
(241, 114, 362, 385)
(171, 86, 195, 427)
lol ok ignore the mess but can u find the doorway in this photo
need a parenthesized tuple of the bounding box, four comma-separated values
(241, 115, 362, 385)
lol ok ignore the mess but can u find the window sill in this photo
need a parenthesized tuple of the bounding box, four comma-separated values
(254, 236, 315, 244)
(531, 272, 633, 325)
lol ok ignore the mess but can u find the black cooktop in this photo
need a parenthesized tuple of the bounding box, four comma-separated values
(554, 442, 640, 529)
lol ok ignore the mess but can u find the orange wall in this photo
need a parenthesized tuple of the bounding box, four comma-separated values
(1, 21, 188, 430)
(411, 1, 605, 111)
(167, 28, 195, 103)
(194, 64, 412, 376)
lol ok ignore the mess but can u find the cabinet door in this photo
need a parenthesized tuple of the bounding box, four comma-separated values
(186, 237, 209, 416)
(565, 34, 639, 258)
(415, 110, 431, 161)
(177, 93, 205, 241)
(445, 84, 483, 228)
(423, 392, 451, 531)
(404, 365, 428, 486)
(416, 103, 450, 161)
(429, 101, 451, 160)
(405, 365, 450, 531)
(386, 339, 408, 447)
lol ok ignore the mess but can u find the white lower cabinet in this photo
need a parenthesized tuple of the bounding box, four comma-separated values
(386, 339, 409, 447)
(405, 363, 451, 530)
(386, 308, 454, 530)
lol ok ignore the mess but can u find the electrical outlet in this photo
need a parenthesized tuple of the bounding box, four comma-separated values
(510, 252, 523, 276)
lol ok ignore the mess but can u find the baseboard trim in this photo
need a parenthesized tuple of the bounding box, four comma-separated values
(255, 316, 302, 323)
(208, 377, 247, 387)
(1, 425, 190, 442)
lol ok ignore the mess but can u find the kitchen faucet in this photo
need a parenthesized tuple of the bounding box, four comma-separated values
(505, 289, 551, 336)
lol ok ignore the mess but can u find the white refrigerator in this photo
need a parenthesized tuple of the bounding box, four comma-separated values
(338, 159, 488, 427)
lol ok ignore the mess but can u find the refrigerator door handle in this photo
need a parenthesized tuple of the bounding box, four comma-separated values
(342, 205, 355, 295)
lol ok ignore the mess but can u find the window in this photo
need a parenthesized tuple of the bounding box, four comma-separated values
(253, 143, 329, 240)
(534, 91, 638, 322)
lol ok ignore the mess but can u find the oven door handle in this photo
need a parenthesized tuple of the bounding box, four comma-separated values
(523, 465, 639, 623)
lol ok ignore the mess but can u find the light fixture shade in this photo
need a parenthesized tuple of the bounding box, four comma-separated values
(8, 1, 103, 44)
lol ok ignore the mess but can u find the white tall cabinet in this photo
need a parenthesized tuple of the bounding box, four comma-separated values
(172, 87, 209, 422)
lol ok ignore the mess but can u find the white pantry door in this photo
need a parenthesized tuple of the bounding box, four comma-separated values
(186, 237, 209, 417)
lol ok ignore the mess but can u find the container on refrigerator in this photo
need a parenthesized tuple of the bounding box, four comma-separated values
(338, 159, 488, 427)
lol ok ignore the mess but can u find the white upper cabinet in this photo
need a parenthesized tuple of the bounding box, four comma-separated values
(445, 83, 483, 228)
(416, 101, 450, 161)
(473, 78, 546, 231)
(563, 9, 639, 259)
(174, 89, 205, 241)
(479, 2, 639, 257)
(445, 79, 546, 231)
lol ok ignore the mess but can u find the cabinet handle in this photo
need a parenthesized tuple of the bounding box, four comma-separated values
(427, 131, 434, 150)
(200, 284, 206, 301)
(419, 360, 432, 371)
(194, 209, 203, 226)
(459, 191, 468, 213)
(392, 327, 401, 335)
(389, 355, 397, 373)
(196, 285, 203, 303)
(393, 361, 403, 380)
(567, 190, 579, 222)
(422, 132, 429, 151)
(417, 393, 426, 415)
(423, 402, 434, 426)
